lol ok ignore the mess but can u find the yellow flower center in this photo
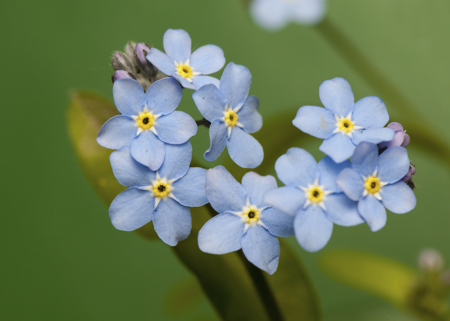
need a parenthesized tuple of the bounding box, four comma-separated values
(136, 112, 154, 130)
(177, 64, 193, 79)
(365, 176, 381, 194)
(242, 206, 259, 224)
(306, 186, 324, 203)
(152, 180, 171, 198)
(224, 110, 238, 127)
(338, 118, 354, 133)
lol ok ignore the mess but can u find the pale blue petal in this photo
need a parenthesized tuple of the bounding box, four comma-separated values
(250, 0, 289, 31)
(241, 172, 277, 206)
(146, 48, 176, 76)
(241, 225, 280, 275)
(163, 29, 191, 63)
(154, 111, 197, 144)
(352, 128, 395, 145)
(358, 196, 386, 232)
(204, 120, 227, 161)
(290, 0, 326, 24)
(319, 78, 354, 117)
(264, 186, 305, 216)
(292, 106, 335, 139)
(190, 45, 225, 74)
(110, 146, 155, 187)
(152, 198, 191, 246)
(294, 205, 333, 252)
(172, 74, 196, 90)
(353, 96, 389, 129)
(275, 147, 317, 186)
(198, 213, 244, 254)
(237, 96, 262, 134)
(336, 168, 365, 201)
(377, 146, 410, 183)
(220, 63, 252, 109)
(113, 79, 146, 116)
(130, 130, 165, 171)
(317, 157, 351, 193)
(97, 115, 136, 149)
(324, 193, 363, 226)
(227, 127, 263, 168)
(109, 188, 153, 231)
(145, 77, 182, 115)
(260, 208, 295, 237)
(192, 75, 220, 90)
(205, 166, 247, 213)
(192, 84, 226, 122)
(380, 181, 416, 214)
(319, 133, 355, 163)
(172, 167, 208, 207)
(351, 142, 378, 177)
(157, 141, 192, 181)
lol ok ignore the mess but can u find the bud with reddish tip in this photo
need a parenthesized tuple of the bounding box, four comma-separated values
(135, 43, 157, 78)
(111, 70, 135, 83)
(111, 52, 134, 73)
(379, 122, 410, 149)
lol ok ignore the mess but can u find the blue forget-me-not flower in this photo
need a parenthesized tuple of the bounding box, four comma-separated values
(293, 77, 395, 163)
(264, 148, 363, 252)
(108, 142, 208, 246)
(97, 77, 197, 170)
(198, 166, 294, 274)
(147, 29, 225, 90)
(192, 62, 264, 168)
(336, 142, 416, 232)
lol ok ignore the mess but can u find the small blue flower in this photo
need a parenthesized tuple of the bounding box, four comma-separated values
(147, 29, 225, 90)
(250, 0, 326, 31)
(198, 166, 294, 274)
(336, 142, 416, 232)
(97, 77, 197, 170)
(293, 77, 395, 163)
(108, 142, 208, 246)
(192, 63, 264, 168)
(264, 148, 363, 252)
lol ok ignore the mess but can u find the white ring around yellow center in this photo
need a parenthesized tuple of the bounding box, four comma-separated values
(306, 186, 324, 203)
(338, 118, 354, 133)
(151, 180, 172, 198)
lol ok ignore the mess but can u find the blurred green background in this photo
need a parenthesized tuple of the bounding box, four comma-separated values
(2, 0, 450, 320)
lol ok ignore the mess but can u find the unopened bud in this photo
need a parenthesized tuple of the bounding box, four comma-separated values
(112, 70, 136, 83)
(134, 43, 157, 78)
(402, 163, 416, 185)
(379, 122, 410, 149)
(419, 249, 444, 272)
(111, 52, 134, 73)
(125, 41, 137, 59)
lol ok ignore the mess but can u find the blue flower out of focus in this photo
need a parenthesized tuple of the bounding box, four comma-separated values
(250, 0, 326, 31)
(147, 29, 225, 90)
(198, 166, 294, 274)
(264, 148, 363, 252)
(293, 77, 395, 163)
(97, 77, 197, 170)
(108, 142, 208, 246)
(336, 142, 416, 232)
(192, 63, 264, 168)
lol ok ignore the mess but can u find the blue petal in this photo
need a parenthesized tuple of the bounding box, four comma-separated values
(152, 197, 191, 246)
(358, 196, 386, 232)
(351, 142, 378, 177)
(172, 167, 208, 207)
(236, 96, 262, 134)
(292, 106, 335, 139)
(319, 78, 354, 117)
(241, 172, 277, 206)
(157, 141, 192, 181)
(205, 166, 247, 213)
(146, 48, 176, 76)
(130, 130, 165, 171)
(377, 146, 410, 184)
(294, 205, 333, 252)
(250, 0, 289, 31)
(352, 96, 389, 129)
(204, 120, 227, 161)
(192, 75, 220, 90)
(145, 77, 182, 115)
(190, 45, 225, 74)
(260, 208, 295, 237)
(241, 225, 280, 275)
(192, 84, 226, 122)
(109, 188, 153, 231)
(198, 213, 244, 254)
(291, 0, 326, 24)
(220, 63, 252, 109)
(113, 79, 146, 116)
(275, 147, 317, 186)
(336, 168, 365, 201)
(324, 193, 363, 226)
(264, 186, 305, 216)
(352, 128, 395, 145)
(319, 133, 355, 163)
(163, 29, 191, 63)
(154, 111, 197, 144)
(110, 146, 155, 187)
(227, 127, 264, 168)
(172, 74, 196, 90)
(97, 115, 136, 149)
(380, 181, 416, 214)
(317, 156, 351, 193)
